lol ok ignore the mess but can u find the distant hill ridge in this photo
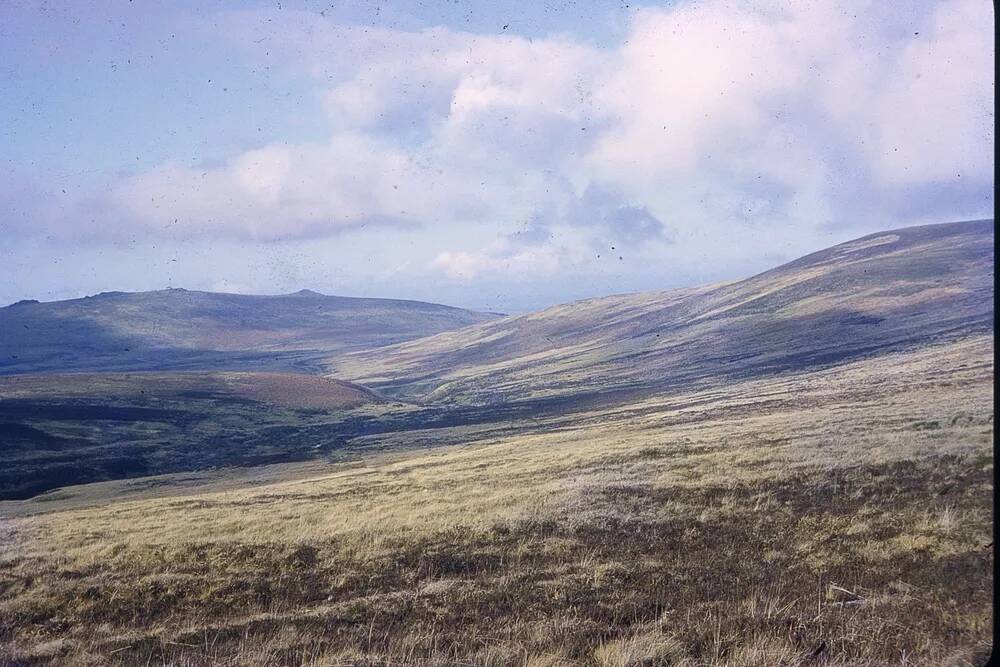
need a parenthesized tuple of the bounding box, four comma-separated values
(2, 220, 992, 388)
(0, 288, 502, 375)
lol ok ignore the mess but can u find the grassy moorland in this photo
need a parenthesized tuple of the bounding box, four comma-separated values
(0, 220, 992, 665)
(1, 220, 990, 503)
(0, 334, 992, 666)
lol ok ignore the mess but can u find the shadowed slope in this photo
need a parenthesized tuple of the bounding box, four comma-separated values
(0, 371, 394, 500)
(0, 289, 500, 375)
(328, 220, 993, 405)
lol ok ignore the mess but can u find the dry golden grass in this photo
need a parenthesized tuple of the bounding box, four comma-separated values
(0, 337, 993, 666)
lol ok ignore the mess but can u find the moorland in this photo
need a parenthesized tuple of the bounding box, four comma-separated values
(0, 219, 993, 666)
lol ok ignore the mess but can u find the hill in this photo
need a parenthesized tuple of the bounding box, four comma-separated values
(0, 220, 992, 500)
(328, 220, 993, 406)
(0, 219, 993, 665)
(0, 289, 501, 375)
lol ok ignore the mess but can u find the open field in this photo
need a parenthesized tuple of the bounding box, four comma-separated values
(1, 335, 992, 666)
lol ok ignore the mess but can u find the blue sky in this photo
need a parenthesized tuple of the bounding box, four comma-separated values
(1, 0, 993, 312)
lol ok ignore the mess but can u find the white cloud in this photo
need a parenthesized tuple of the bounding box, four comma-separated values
(432, 237, 571, 282)
(31, 0, 994, 287)
(866, 0, 994, 185)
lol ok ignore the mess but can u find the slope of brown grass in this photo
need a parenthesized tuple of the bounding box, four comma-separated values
(327, 220, 992, 406)
(0, 336, 993, 666)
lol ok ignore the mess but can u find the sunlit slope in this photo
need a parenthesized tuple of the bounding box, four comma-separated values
(0, 289, 500, 375)
(329, 220, 993, 404)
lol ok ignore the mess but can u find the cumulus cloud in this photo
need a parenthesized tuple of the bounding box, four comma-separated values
(586, 0, 992, 224)
(856, 0, 994, 186)
(564, 185, 672, 244)
(20, 0, 994, 284)
(432, 244, 566, 282)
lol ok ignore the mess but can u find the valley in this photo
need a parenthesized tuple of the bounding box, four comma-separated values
(0, 220, 993, 666)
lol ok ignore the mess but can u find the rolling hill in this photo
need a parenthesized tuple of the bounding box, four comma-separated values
(0, 219, 993, 665)
(2, 293, 993, 666)
(0, 288, 501, 375)
(0, 220, 992, 500)
(327, 220, 993, 406)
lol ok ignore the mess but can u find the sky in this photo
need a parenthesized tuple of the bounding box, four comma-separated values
(1, 0, 994, 313)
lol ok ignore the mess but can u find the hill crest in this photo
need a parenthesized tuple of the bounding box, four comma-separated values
(0, 289, 501, 375)
(326, 219, 993, 405)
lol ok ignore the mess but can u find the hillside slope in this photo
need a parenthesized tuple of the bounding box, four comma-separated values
(2, 332, 992, 665)
(0, 289, 500, 375)
(0, 371, 395, 499)
(328, 220, 993, 405)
